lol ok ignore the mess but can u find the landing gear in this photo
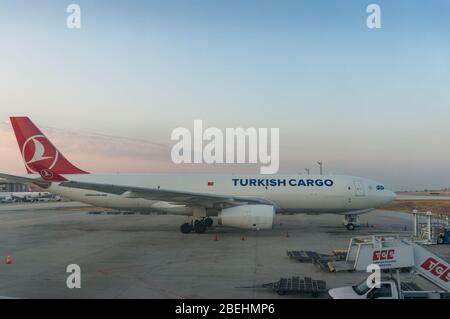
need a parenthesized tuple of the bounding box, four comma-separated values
(180, 223, 193, 234)
(179, 216, 213, 234)
(204, 217, 213, 227)
(344, 214, 360, 231)
(194, 220, 207, 234)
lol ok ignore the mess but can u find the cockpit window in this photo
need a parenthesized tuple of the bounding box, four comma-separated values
(376, 185, 385, 190)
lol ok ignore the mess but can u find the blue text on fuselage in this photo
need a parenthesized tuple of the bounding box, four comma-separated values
(232, 178, 334, 187)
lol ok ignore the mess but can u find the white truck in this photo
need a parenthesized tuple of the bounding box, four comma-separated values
(329, 277, 446, 299)
(328, 234, 450, 299)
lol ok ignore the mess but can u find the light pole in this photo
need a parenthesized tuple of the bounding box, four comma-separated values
(317, 161, 323, 175)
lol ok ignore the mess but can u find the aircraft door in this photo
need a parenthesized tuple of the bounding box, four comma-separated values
(353, 181, 366, 197)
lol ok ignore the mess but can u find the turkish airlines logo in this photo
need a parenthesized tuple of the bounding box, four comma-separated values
(21, 135, 59, 173)
(421, 258, 450, 283)
(373, 249, 395, 261)
(39, 169, 54, 180)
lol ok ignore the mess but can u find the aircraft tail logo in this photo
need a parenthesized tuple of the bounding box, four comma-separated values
(10, 117, 89, 175)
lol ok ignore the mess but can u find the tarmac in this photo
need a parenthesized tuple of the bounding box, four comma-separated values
(0, 202, 448, 298)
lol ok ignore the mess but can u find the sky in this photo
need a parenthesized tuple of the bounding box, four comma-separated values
(1, 0, 450, 191)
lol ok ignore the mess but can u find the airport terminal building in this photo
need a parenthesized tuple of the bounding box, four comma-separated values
(0, 182, 29, 193)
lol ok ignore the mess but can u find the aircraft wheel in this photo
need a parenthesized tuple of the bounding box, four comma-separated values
(346, 223, 355, 231)
(180, 223, 193, 234)
(204, 217, 213, 227)
(194, 221, 207, 234)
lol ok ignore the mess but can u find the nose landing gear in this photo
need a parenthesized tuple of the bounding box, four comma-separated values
(344, 214, 360, 231)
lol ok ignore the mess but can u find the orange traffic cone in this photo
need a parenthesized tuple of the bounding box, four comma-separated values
(5, 255, 12, 264)
(241, 235, 246, 241)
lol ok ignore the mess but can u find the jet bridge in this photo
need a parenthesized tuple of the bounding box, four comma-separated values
(329, 234, 450, 292)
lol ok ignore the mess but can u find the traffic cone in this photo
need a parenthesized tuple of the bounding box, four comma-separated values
(241, 235, 246, 241)
(5, 256, 12, 264)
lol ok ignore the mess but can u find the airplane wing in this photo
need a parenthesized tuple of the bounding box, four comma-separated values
(0, 172, 275, 209)
(58, 180, 276, 208)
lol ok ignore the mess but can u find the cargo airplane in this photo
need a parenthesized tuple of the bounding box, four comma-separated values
(0, 117, 396, 233)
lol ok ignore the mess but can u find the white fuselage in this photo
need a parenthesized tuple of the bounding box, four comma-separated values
(44, 174, 396, 216)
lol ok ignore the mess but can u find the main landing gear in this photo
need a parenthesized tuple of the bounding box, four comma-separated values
(180, 207, 213, 234)
(180, 217, 214, 234)
(344, 214, 360, 231)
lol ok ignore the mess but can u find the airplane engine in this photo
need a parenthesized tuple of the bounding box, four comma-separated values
(218, 204, 275, 230)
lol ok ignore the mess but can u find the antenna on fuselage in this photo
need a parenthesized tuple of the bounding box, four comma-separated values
(317, 161, 323, 175)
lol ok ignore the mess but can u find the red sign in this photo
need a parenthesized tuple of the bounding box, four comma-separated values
(421, 258, 450, 283)
(373, 249, 395, 261)
(207, 181, 214, 186)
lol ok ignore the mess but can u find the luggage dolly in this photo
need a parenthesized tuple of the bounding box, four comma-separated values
(237, 276, 327, 297)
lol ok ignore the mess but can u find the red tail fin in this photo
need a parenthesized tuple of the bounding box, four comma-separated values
(35, 166, 68, 182)
(10, 117, 89, 175)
